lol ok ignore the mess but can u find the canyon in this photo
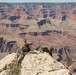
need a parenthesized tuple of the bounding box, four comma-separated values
(0, 3, 76, 75)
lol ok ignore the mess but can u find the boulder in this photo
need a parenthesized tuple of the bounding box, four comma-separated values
(0, 53, 19, 72)
(21, 52, 70, 75)
(0, 70, 10, 75)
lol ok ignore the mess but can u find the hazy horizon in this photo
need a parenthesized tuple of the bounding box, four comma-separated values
(0, 0, 76, 3)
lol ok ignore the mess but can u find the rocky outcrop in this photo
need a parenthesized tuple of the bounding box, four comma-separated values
(57, 46, 72, 67)
(0, 53, 19, 72)
(21, 52, 70, 75)
(69, 62, 76, 73)
(0, 38, 4, 52)
(8, 7, 28, 21)
(0, 52, 71, 75)
(0, 3, 76, 21)
(37, 19, 51, 26)
(0, 70, 10, 75)
(0, 37, 19, 53)
(0, 3, 76, 75)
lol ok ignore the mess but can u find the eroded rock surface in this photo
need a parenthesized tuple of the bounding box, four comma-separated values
(0, 52, 71, 75)
(21, 52, 70, 75)
(0, 53, 19, 72)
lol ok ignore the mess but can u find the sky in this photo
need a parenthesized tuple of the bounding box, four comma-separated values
(0, 0, 76, 3)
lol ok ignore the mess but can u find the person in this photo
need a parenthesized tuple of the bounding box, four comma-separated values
(39, 46, 53, 56)
(21, 39, 31, 56)
(48, 47, 53, 56)
(18, 39, 31, 64)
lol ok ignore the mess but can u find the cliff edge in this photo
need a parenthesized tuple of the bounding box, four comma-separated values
(0, 52, 71, 75)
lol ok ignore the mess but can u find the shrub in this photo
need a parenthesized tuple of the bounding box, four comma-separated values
(9, 65, 21, 75)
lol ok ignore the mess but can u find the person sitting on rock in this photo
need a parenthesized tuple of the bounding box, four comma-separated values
(18, 39, 31, 64)
(21, 39, 31, 56)
(39, 46, 53, 56)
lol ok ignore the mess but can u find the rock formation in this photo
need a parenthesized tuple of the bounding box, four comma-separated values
(0, 3, 76, 75)
(0, 3, 76, 21)
(0, 52, 71, 75)
(0, 37, 19, 53)
(21, 52, 70, 75)
(0, 53, 19, 72)
(57, 46, 72, 67)
(69, 62, 76, 73)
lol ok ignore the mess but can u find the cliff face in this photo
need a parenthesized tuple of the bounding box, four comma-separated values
(57, 46, 72, 67)
(0, 3, 76, 75)
(0, 52, 71, 75)
(0, 3, 76, 21)
(0, 37, 19, 53)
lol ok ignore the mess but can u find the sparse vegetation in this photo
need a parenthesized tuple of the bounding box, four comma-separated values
(9, 65, 21, 75)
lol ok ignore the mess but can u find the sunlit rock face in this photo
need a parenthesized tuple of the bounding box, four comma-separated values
(21, 52, 70, 75)
(0, 53, 19, 72)
(0, 52, 71, 75)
